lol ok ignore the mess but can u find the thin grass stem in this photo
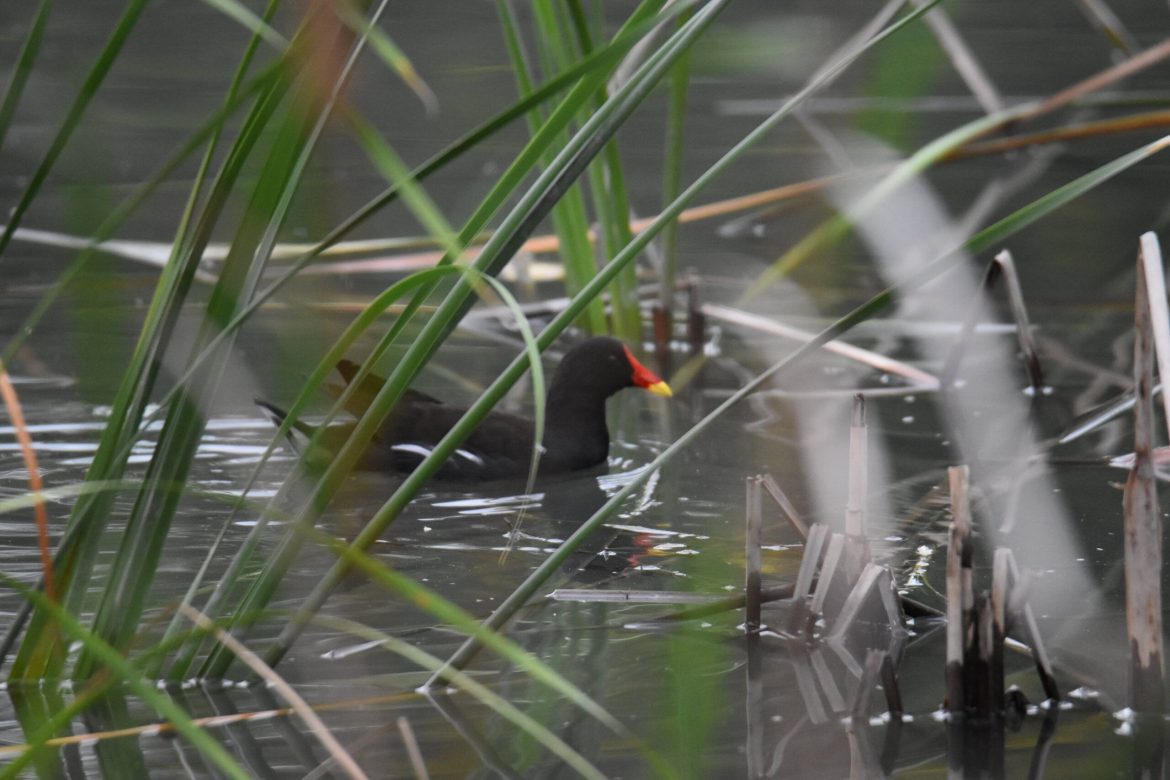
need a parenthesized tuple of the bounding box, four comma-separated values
(0, 0, 149, 259)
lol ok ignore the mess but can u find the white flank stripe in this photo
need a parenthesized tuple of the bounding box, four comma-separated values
(454, 448, 485, 466)
(391, 444, 434, 459)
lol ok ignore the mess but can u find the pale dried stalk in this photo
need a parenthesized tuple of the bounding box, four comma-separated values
(178, 605, 369, 780)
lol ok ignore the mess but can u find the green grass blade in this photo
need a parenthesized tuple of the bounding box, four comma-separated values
(531, 0, 619, 336)
(743, 103, 1031, 300)
(0, 60, 282, 366)
(199, 0, 289, 48)
(0, 577, 252, 780)
(345, 111, 462, 258)
(256, 0, 687, 289)
(200, 83, 527, 679)
(743, 75, 1151, 302)
(334, 1, 437, 114)
(965, 137, 1170, 253)
(659, 7, 694, 310)
(369, 0, 711, 389)
(8, 11, 292, 681)
(0, 0, 149, 259)
(200, 108, 546, 678)
(0, 480, 139, 517)
(8, 686, 71, 779)
(595, 135, 640, 340)
(565, 0, 641, 339)
(500, 0, 609, 334)
(317, 616, 611, 780)
(0, 0, 53, 154)
(5, 600, 298, 779)
(74, 0, 391, 681)
(299, 530, 674, 779)
(0, 67, 281, 660)
(76, 103, 302, 677)
(13, 77, 289, 677)
(198, 0, 701, 682)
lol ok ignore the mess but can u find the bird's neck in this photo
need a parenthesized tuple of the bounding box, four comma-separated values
(543, 380, 611, 466)
(545, 380, 608, 430)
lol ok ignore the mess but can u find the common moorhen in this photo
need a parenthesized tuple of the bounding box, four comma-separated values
(260, 337, 672, 481)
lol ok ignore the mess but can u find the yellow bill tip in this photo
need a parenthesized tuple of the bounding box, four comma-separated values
(647, 380, 673, 398)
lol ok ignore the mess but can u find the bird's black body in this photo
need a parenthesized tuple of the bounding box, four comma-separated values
(259, 337, 670, 482)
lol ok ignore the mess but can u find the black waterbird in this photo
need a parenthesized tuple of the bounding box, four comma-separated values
(259, 337, 672, 481)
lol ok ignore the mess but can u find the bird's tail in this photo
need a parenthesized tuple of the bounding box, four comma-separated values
(255, 399, 315, 454)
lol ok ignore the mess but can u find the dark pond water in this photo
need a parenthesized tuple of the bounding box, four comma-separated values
(4, 0, 1170, 777)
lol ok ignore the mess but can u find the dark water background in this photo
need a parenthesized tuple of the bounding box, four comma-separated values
(4, 0, 1170, 776)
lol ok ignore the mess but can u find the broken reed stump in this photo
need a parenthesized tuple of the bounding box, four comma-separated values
(851, 649, 902, 720)
(743, 468, 904, 647)
(945, 465, 1059, 719)
(650, 273, 707, 377)
(745, 476, 764, 632)
(758, 395, 903, 645)
(846, 394, 868, 538)
(946, 465, 974, 714)
(734, 398, 915, 732)
(1124, 232, 1166, 713)
(940, 248, 1044, 392)
(760, 473, 808, 539)
(843, 394, 871, 582)
(783, 526, 892, 639)
(685, 273, 705, 357)
(993, 250, 1044, 392)
(652, 304, 672, 378)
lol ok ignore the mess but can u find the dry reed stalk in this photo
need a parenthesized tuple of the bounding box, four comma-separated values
(990, 548, 1010, 714)
(951, 110, 1170, 161)
(745, 475, 763, 632)
(945, 465, 971, 713)
(941, 251, 1043, 390)
(793, 523, 829, 603)
(846, 394, 868, 538)
(1002, 551, 1060, 702)
(993, 250, 1044, 391)
(827, 563, 886, 640)
(1077, 0, 1139, 52)
(880, 653, 903, 716)
(685, 274, 705, 356)
(851, 649, 887, 719)
(1023, 35, 1170, 123)
(793, 646, 830, 725)
(810, 533, 846, 616)
(911, 0, 1003, 115)
(759, 473, 808, 539)
(397, 717, 430, 780)
(179, 605, 369, 780)
(651, 304, 672, 376)
(0, 690, 421, 757)
(0, 360, 55, 600)
(703, 303, 939, 390)
(745, 631, 764, 777)
(1123, 233, 1165, 712)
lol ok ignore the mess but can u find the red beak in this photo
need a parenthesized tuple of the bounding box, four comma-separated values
(624, 346, 673, 398)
